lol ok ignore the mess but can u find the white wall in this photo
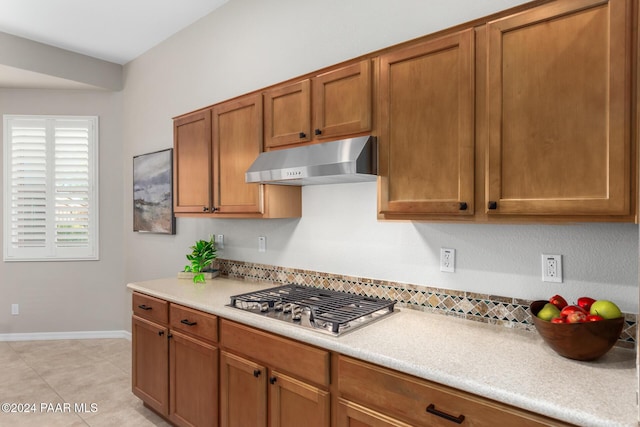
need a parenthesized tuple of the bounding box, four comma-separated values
(122, 0, 639, 329)
(0, 88, 125, 334)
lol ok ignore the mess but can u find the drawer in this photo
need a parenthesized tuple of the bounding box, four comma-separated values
(338, 356, 564, 427)
(220, 319, 330, 387)
(169, 303, 218, 343)
(132, 292, 168, 324)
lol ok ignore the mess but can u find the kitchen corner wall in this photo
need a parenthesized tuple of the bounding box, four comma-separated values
(122, 0, 639, 332)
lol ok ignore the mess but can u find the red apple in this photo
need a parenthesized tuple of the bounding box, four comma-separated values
(560, 305, 587, 317)
(586, 314, 604, 322)
(577, 297, 596, 312)
(551, 317, 566, 324)
(549, 294, 568, 310)
(566, 311, 587, 323)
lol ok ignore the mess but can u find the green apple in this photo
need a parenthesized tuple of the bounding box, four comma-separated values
(589, 300, 622, 319)
(537, 303, 561, 321)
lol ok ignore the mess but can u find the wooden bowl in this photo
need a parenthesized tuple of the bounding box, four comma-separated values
(530, 300, 624, 361)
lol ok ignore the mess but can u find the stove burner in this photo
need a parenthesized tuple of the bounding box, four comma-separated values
(228, 284, 395, 335)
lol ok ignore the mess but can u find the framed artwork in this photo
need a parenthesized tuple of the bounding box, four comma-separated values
(133, 148, 176, 234)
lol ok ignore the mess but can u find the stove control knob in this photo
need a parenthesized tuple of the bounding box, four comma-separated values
(283, 303, 293, 313)
(259, 302, 269, 312)
(291, 305, 302, 321)
(274, 302, 283, 311)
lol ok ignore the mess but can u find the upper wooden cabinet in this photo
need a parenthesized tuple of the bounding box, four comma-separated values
(173, 94, 301, 218)
(173, 110, 212, 214)
(264, 60, 372, 149)
(312, 60, 372, 140)
(378, 29, 475, 216)
(212, 94, 264, 214)
(485, 0, 633, 216)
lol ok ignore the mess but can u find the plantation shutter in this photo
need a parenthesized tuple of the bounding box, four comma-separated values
(3, 115, 99, 261)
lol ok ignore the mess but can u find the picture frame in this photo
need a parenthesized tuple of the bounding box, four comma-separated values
(133, 148, 176, 234)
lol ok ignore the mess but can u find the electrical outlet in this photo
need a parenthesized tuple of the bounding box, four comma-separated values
(258, 236, 266, 253)
(11, 304, 19, 315)
(216, 234, 224, 249)
(440, 248, 455, 273)
(542, 254, 562, 283)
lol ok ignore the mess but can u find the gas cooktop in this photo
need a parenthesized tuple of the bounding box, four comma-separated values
(228, 284, 396, 336)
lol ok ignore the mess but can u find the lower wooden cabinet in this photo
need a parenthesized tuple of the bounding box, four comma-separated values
(132, 292, 219, 427)
(220, 350, 267, 427)
(132, 292, 571, 427)
(132, 315, 169, 416)
(170, 331, 218, 427)
(220, 320, 330, 427)
(336, 399, 413, 427)
(338, 356, 570, 427)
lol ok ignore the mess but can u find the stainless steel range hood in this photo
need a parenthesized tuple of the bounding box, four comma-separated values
(245, 136, 377, 185)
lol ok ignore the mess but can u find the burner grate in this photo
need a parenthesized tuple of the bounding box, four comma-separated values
(229, 284, 395, 334)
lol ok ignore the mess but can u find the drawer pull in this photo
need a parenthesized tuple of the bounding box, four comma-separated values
(253, 369, 261, 378)
(269, 377, 277, 385)
(138, 304, 152, 311)
(426, 404, 465, 424)
(180, 319, 197, 326)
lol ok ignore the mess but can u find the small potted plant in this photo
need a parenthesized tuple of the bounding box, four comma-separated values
(182, 235, 217, 284)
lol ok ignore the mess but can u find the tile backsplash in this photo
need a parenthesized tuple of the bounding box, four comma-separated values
(216, 258, 637, 349)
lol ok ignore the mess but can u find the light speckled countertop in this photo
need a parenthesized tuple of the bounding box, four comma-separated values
(127, 277, 638, 427)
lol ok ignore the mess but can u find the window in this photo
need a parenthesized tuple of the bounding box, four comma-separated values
(3, 115, 99, 261)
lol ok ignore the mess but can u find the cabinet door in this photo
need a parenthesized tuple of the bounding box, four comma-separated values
(132, 316, 169, 416)
(269, 370, 329, 427)
(220, 351, 267, 427)
(378, 29, 475, 216)
(486, 0, 631, 215)
(264, 80, 311, 148)
(336, 399, 413, 427)
(174, 110, 212, 213)
(212, 94, 264, 214)
(312, 60, 372, 139)
(169, 331, 218, 427)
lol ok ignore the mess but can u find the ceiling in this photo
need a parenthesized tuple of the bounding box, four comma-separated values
(0, 0, 229, 89)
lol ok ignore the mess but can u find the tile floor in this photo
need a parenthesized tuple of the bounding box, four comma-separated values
(0, 339, 170, 426)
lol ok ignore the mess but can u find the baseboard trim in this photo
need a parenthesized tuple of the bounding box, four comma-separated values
(0, 330, 132, 342)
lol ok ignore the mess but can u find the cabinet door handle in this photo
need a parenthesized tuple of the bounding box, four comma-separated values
(138, 304, 152, 311)
(299, 132, 306, 138)
(314, 128, 322, 135)
(158, 331, 164, 336)
(202, 206, 209, 212)
(269, 377, 277, 385)
(426, 404, 465, 424)
(488, 201, 497, 210)
(253, 369, 261, 378)
(459, 202, 468, 211)
(180, 319, 197, 326)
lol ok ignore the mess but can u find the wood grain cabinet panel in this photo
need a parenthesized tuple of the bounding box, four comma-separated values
(378, 29, 475, 216)
(270, 370, 329, 427)
(212, 94, 264, 214)
(312, 60, 372, 140)
(220, 350, 268, 427)
(132, 315, 169, 417)
(336, 399, 414, 427)
(131, 293, 220, 427)
(173, 94, 301, 218)
(338, 356, 571, 427)
(173, 110, 212, 214)
(219, 320, 330, 427)
(264, 80, 312, 148)
(485, 0, 632, 216)
(169, 330, 218, 427)
(264, 60, 372, 149)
